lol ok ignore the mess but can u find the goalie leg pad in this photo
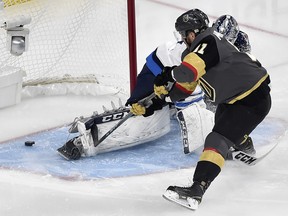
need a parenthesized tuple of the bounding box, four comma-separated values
(175, 89, 206, 110)
(177, 103, 214, 154)
(91, 124, 99, 146)
(79, 132, 99, 157)
(77, 121, 101, 157)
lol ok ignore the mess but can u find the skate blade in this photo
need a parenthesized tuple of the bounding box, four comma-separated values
(57, 147, 72, 160)
(162, 190, 199, 210)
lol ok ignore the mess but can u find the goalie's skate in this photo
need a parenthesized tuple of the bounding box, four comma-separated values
(57, 137, 83, 160)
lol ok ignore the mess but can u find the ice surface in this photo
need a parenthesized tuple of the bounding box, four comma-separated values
(1, 0, 288, 215)
(0, 117, 285, 180)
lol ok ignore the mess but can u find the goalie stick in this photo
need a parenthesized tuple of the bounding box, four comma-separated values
(94, 112, 134, 147)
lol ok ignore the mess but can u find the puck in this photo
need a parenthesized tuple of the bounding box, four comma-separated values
(25, 141, 35, 146)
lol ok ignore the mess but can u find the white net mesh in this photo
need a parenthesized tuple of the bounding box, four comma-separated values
(0, 0, 130, 95)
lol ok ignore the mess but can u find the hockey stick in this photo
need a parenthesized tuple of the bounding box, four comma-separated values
(94, 112, 134, 147)
(94, 92, 156, 147)
(232, 140, 280, 166)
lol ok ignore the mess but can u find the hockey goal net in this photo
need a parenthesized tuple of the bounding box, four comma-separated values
(0, 0, 137, 96)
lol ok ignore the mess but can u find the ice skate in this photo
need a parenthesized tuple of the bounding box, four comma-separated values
(58, 120, 99, 160)
(57, 137, 83, 160)
(163, 181, 208, 210)
(227, 136, 256, 160)
(233, 136, 256, 155)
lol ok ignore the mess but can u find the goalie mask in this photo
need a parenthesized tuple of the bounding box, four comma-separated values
(213, 14, 239, 43)
(234, 30, 251, 53)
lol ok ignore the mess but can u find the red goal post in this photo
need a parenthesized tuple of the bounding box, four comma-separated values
(127, 0, 137, 93)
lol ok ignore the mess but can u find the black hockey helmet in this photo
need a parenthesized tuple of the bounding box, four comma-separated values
(213, 15, 239, 43)
(175, 8, 209, 38)
(234, 30, 251, 53)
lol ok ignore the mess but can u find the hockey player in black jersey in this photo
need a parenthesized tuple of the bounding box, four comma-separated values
(153, 9, 271, 209)
(59, 14, 254, 161)
(126, 15, 252, 116)
(126, 14, 254, 156)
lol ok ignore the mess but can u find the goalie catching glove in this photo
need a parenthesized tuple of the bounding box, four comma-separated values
(154, 66, 176, 98)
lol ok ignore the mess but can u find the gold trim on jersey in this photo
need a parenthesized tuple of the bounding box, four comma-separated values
(199, 150, 225, 168)
(177, 81, 198, 93)
(3, 0, 31, 7)
(198, 77, 216, 102)
(228, 74, 269, 104)
(183, 52, 206, 79)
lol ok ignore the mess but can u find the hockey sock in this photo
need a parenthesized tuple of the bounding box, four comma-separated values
(193, 149, 224, 187)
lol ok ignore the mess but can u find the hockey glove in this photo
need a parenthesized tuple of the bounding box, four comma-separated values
(130, 97, 166, 117)
(154, 66, 175, 98)
(130, 103, 146, 116)
(144, 97, 166, 117)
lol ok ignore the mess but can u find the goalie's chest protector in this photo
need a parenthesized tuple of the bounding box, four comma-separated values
(186, 28, 268, 105)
